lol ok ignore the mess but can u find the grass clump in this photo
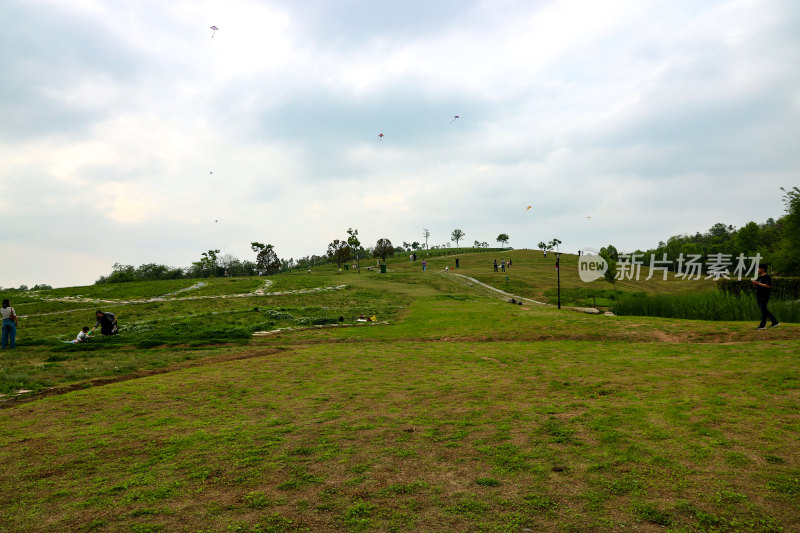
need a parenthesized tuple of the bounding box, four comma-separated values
(613, 291, 800, 322)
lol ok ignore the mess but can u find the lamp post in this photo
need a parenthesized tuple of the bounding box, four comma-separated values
(555, 252, 561, 310)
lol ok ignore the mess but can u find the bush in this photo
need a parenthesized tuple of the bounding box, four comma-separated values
(613, 291, 800, 322)
(718, 277, 800, 300)
(263, 309, 294, 320)
(294, 317, 339, 326)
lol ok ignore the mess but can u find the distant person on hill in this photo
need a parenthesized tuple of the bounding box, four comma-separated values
(752, 265, 779, 330)
(422, 259, 427, 272)
(508, 259, 512, 268)
(493, 259, 498, 272)
(455, 257, 460, 268)
(501, 258, 506, 272)
(92, 310, 118, 335)
(1, 299, 18, 349)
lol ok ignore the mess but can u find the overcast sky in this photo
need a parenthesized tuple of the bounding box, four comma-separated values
(1, 0, 798, 288)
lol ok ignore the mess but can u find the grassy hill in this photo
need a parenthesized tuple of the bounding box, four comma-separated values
(1, 251, 798, 531)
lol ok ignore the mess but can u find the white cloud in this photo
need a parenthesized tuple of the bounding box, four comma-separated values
(1, 0, 797, 287)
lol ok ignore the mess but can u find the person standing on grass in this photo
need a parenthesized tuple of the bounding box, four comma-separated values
(1, 299, 18, 349)
(91, 310, 118, 335)
(422, 259, 427, 272)
(752, 264, 779, 330)
(494, 259, 498, 272)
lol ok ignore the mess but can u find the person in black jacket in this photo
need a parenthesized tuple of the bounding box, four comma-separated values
(91, 310, 118, 335)
(752, 265, 779, 330)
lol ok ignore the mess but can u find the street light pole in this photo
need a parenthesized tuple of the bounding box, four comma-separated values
(555, 252, 561, 310)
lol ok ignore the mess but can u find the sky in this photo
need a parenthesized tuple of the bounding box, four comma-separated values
(1, 0, 799, 288)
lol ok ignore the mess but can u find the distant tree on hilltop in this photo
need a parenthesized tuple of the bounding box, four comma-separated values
(327, 239, 351, 269)
(251, 242, 281, 275)
(496, 233, 509, 249)
(373, 238, 395, 264)
(451, 229, 465, 252)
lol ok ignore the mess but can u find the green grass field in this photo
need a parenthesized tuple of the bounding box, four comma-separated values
(1, 250, 798, 532)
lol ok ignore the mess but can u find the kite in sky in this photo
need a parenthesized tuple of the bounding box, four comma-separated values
(526, 205, 532, 211)
(449, 115, 460, 124)
(210, 25, 219, 38)
(378, 133, 384, 140)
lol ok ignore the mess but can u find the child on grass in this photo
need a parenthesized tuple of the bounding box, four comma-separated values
(72, 326, 90, 343)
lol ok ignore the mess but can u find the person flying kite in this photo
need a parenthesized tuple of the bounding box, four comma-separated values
(449, 115, 460, 124)
(210, 26, 219, 38)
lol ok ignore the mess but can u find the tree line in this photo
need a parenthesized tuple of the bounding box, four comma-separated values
(94, 227, 515, 283)
(599, 187, 800, 277)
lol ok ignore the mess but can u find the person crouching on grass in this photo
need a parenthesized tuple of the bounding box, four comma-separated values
(752, 265, 779, 330)
(91, 310, 118, 335)
(71, 326, 90, 343)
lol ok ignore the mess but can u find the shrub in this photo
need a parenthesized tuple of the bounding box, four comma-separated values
(718, 277, 800, 300)
(613, 291, 800, 322)
(264, 309, 294, 320)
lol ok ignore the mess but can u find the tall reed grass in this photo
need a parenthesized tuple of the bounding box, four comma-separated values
(612, 291, 799, 322)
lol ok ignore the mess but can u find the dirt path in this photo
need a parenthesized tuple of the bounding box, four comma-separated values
(18, 281, 348, 318)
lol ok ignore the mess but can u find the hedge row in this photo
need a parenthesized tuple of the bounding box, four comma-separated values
(717, 277, 800, 300)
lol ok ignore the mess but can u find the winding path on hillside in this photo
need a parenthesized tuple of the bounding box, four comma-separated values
(448, 273, 547, 304)
(447, 273, 605, 314)
(17, 280, 348, 318)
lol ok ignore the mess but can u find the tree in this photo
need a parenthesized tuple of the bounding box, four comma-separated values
(599, 248, 618, 298)
(423, 228, 431, 256)
(373, 238, 395, 264)
(451, 229, 465, 252)
(496, 233, 510, 249)
(327, 239, 351, 269)
(194, 249, 221, 277)
(537, 241, 549, 254)
(250, 242, 281, 275)
(549, 238, 562, 252)
(708, 222, 730, 238)
(411, 241, 420, 250)
(734, 221, 760, 256)
(347, 228, 361, 273)
(774, 186, 800, 275)
(599, 244, 619, 261)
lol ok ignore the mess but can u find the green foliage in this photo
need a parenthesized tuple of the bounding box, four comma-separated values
(251, 243, 281, 275)
(631, 188, 800, 277)
(373, 238, 395, 263)
(496, 233, 509, 248)
(326, 239, 351, 269)
(96, 262, 188, 284)
(613, 291, 800, 322)
(773, 186, 800, 275)
(263, 309, 294, 320)
(718, 277, 800, 300)
(450, 228, 466, 250)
